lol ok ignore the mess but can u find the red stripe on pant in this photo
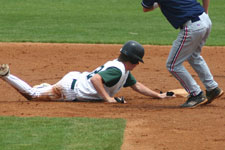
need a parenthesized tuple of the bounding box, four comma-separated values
(170, 26, 191, 95)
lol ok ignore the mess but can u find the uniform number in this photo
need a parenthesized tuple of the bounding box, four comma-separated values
(87, 65, 104, 79)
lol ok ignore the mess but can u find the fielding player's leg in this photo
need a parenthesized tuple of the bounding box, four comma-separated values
(188, 13, 223, 105)
(187, 48, 223, 105)
(166, 26, 208, 108)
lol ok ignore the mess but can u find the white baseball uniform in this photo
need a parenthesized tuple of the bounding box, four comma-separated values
(2, 59, 136, 101)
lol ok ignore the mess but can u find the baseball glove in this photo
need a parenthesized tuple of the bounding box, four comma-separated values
(166, 91, 174, 96)
(160, 91, 175, 96)
(114, 97, 125, 103)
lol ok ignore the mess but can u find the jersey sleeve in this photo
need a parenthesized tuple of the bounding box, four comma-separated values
(98, 67, 122, 87)
(123, 72, 137, 87)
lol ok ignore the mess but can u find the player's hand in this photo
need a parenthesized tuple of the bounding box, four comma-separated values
(104, 97, 117, 103)
(159, 91, 175, 99)
(105, 97, 126, 103)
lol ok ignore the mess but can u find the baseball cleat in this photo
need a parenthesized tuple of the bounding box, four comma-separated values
(205, 87, 224, 104)
(0, 64, 10, 77)
(180, 91, 207, 108)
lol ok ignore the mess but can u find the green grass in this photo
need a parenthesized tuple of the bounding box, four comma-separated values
(0, 0, 224, 45)
(0, 116, 126, 150)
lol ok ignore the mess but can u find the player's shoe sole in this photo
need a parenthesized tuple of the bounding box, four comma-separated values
(0, 64, 10, 77)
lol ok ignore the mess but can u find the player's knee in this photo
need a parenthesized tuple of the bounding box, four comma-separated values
(166, 61, 180, 73)
(166, 63, 173, 72)
(166, 65, 180, 75)
(19, 88, 38, 100)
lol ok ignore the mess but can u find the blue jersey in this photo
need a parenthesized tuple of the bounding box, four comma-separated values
(142, 0, 205, 29)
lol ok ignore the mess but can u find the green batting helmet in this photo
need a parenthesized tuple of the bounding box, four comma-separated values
(120, 40, 144, 64)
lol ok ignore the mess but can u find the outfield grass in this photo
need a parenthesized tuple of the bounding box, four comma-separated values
(0, 0, 224, 45)
(0, 116, 126, 150)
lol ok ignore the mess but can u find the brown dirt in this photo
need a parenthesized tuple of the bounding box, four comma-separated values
(0, 43, 225, 150)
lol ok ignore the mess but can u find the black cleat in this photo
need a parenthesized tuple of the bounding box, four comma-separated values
(180, 91, 207, 108)
(205, 87, 224, 104)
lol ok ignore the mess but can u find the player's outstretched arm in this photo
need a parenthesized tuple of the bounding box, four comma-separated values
(131, 82, 172, 99)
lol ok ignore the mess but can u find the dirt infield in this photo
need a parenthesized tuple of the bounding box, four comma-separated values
(0, 43, 225, 150)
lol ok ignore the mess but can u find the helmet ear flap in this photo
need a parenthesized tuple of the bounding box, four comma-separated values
(120, 41, 145, 64)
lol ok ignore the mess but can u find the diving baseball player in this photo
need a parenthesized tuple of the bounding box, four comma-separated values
(0, 41, 173, 103)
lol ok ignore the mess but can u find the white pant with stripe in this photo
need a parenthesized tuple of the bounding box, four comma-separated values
(2, 72, 80, 101)
(166, 12, 218, 96)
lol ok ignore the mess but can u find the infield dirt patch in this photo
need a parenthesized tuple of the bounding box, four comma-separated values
(0, 43, 225, 150)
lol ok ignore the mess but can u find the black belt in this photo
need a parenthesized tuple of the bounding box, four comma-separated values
(71, 79, 77, 90)
(191, 16, 200, 23)
(179, 15, 200, 29)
